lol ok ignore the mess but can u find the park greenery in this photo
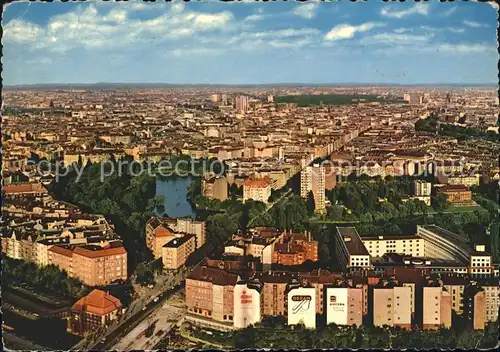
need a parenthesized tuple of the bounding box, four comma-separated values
(3, 257, 89, 299)
(415, 114, 498, 142)
(191, 318, 499, 349)
(52, 159, 162, 272)
(206, 200, 268, 246)
(276, 94, 405, 107)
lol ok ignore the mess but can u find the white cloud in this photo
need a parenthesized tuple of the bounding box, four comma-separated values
(244, 14, 265, 22)
(463, 20, 488, 28)
(394, 28, 410, 34)
(268, 38, 312, 48)
(3, 4, 235, 52)
(430, 43, 496, 54)
(440, 7, 457, 17)
(361, 33, 431, 46)
(380, 3, 429, 19)
(448, 27, 466, 33)
(325, 22, 384, 41)
(3, 19, 42, 42)
(167, 48, 223, 58)
(420, 25, 465, 33)
(292, 3, 319, 20)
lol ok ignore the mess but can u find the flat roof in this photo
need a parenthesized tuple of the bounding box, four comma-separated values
(336, 227, 369, 256)
(361, 234, 421, 241)
(418, 225, 472, 252)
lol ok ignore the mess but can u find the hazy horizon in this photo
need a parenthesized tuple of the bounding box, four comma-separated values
(4, 81, 498, 89)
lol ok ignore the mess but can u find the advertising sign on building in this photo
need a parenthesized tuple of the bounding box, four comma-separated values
(326, 288, 348, 325)
(287, 287, 316, 329)
(234, 283, 261, 329)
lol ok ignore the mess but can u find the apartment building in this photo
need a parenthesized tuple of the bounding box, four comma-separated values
(372, 283, 412, 329)
(185, 265, 239, 331)
(235, 95, 249, 114)
(145, 218, 176, 258)
(334, 227, 371, 271)
(447, 174, 480, 187)
(233, 279, 263, 329)
(482, 279, 500, 323)
(414, 180, 432, 197)
(202, 176, 228, 201)
(67, 289, 123, 336)
(161, 234, 196, 270)
(48, 244, 127, 286)
(273, 232, 318, 266)
(441, 275, 468, 315)
(146, 217, 205, 262)
(259, 271, 296, 317)
(300, 164, 326, 214)
(404, 93, 423, 105)
(412, 180, 431, 205)
(463, 285, 486, 330)
(300, 270, 342, 315)
(287, 285, 316, 329)
(243, 177, 272, 204)
(422, 286, 452, 329)
(326, 287, 363, 327)
(172, 217, 207, 250)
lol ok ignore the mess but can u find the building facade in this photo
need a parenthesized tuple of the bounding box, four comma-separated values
(243, 178, 272, 204)
(300, 164, 326, 214)
(67, 289, 123, 336)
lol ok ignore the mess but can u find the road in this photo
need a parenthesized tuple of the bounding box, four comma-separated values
(71, 250, 210, 351)
(111, 292, 185, 350)
(71, 267, 188, 351)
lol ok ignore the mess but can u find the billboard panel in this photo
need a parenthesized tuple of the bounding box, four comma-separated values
(287, 287, 316, 329)
(326, 288, 348, 326)
(233, 283, 261, 329)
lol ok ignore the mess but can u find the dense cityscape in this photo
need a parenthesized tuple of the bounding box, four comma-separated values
(2, 0, 499, 350)
(2, 84, 499, 349)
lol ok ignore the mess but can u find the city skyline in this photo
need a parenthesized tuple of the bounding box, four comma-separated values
(3, 1, 499, 85)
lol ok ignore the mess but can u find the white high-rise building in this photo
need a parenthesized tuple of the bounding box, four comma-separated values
(414, 180, 432, 197)
(300, 164, 326, 214)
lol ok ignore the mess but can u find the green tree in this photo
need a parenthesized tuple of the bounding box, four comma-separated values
(432, 193, 450, 212)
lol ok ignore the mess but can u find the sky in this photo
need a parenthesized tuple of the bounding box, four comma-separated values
(3, 0, 499, 85)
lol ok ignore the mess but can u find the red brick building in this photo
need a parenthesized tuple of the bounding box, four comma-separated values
(273, 232, 318, 265)
(436, 185, 472, 204)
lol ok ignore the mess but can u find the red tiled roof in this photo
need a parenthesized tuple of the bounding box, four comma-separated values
(72, 289, 122, 316)
(154, 225, 174, 238)
(3, 183, 48, 194)
(73, 245, 127, 259)
(48, 245, 74, 257)
(243, 177, 271, 188)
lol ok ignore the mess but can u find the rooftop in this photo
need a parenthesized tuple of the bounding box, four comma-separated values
(72, 289, 122, 316)
(336, 227, 369, 256)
